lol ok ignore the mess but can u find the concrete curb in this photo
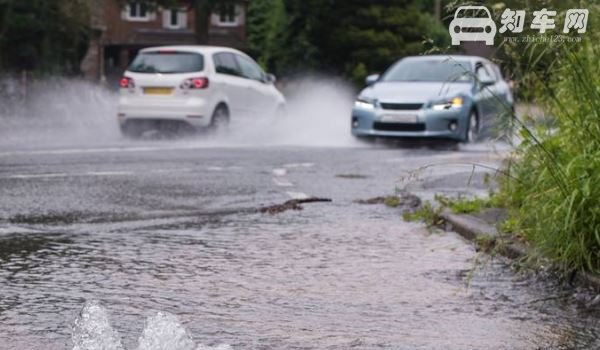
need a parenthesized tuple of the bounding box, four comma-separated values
(439, 209, 600, 293)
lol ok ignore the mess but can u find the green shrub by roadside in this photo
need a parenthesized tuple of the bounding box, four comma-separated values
(500, 39, 600, 275)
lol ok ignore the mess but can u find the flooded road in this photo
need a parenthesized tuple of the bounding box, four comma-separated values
(0, 143, 599, 349)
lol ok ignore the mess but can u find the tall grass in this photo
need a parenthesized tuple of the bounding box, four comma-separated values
(501, 39, 600, 274)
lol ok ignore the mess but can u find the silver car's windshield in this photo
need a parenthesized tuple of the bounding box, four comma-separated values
(382, 59, 472, 83)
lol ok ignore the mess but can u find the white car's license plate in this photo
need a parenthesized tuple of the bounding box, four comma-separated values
(380, 114, 418, 123)
(144, 87, 174, 95)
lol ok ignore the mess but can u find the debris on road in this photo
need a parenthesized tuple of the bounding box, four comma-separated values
(259, 198, 332, 214)
(355, 192, 422, 212)
(354, 196, 387, 205)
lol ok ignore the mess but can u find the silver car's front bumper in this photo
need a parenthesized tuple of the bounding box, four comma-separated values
(351, 106, 470, 141)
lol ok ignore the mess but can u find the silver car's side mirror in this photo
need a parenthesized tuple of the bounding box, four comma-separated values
(365, 74, 380, 86)
(265, 73, 277, 84)
(479, 76, 495, 88)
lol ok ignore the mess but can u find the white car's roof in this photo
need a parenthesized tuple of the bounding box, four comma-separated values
(140, 45, 246, 56)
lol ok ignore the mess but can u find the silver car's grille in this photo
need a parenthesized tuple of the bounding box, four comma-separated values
(373, 122, 426, 132)
(380, 103, 423, 110)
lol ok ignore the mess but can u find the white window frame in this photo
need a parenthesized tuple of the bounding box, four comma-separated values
(123, 2, 154, 22)
(213, 4, 241, 27)
(163, 8, 187, 29)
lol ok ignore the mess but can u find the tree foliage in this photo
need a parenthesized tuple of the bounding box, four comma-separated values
(247, 0, 287, 69)
(248, 0, 449, 84)
(0, 0, 90, 74)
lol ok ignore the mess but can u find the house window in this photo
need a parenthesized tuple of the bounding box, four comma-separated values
(163, 9, 187, 29)
(215, 3, 240, 26)
(124, 2, 152, 22)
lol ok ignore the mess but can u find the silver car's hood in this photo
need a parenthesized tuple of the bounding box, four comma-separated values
(360, 81, 472, 103)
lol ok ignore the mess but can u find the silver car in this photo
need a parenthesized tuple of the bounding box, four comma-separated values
(351, 55, 514, 143)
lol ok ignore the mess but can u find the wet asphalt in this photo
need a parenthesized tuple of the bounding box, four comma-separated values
(0, 139, 504, 222)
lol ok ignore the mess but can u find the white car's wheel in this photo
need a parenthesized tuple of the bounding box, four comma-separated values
(210, 104, 230, 132)
(120, 122, 141, 139)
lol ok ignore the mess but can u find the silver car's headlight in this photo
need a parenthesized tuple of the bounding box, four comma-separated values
(354, 98, 376, 110)
(431, 96, 464, 110)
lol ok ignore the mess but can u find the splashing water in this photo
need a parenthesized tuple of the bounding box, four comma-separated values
(217, 75, 358, 147)
(0, 77, 119, 150)
(0, 75, 359, 150)
(196, 345, 233, 350)
(136, 312, 195, 350)
(72, 301, 124, 350)
(71, 301, 232, 350)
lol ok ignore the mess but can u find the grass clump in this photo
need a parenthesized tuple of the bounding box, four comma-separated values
(434, 193, 505, 215)
(403, 201, 444, 228)
(384, 196, 401, 208)
(474, 234, 497, 254)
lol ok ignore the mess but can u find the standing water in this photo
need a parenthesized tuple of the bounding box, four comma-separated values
(0, 204, 599, 349)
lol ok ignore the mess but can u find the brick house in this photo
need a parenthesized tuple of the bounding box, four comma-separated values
(81, 0, 249, 84)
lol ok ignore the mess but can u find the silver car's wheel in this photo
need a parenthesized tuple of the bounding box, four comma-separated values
(210, 105, 230, 132)
(466, 111, 479, 143)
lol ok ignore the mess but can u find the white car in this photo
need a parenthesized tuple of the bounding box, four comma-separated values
(118, 45, 286, 137)
(449, 6, 497, 46)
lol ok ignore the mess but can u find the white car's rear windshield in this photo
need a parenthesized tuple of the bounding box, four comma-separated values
(128, 51, 204, 74)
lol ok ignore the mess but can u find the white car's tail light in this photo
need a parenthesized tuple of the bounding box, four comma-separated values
(120, 77, 135, 92)
(180, 77, 209, 90)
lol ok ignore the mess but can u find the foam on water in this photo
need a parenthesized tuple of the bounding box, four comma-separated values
(71, 301, 232, 350)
